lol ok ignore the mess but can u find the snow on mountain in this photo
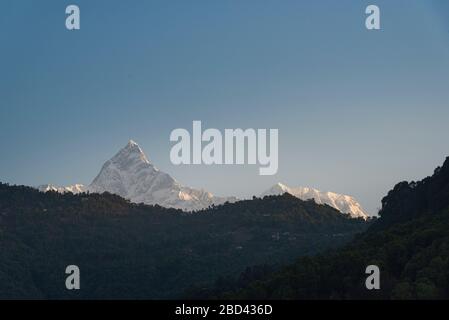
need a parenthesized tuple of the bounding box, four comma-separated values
(87, 140, 236, 211)
(36, 141, 369, 218)
(37, 184, 86, 194)
(261, 183, 369, 219)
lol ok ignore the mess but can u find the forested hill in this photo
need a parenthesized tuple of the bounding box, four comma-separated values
(218, 157, 449, 300)
(0, 183, 367, 299)
(376, 156, 449, 227)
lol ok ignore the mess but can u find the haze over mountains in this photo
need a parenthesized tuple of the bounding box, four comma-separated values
(38, 140, 369, 217)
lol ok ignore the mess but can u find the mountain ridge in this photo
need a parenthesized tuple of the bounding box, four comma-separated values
(37, 140, 368, 216)
(261, 183, 368, 219)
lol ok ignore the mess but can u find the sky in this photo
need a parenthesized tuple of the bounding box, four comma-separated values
(1, 0, 449, 215)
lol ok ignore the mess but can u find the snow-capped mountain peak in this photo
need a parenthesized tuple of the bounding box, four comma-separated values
(261, 183, 369, 219)
(87, 140, 235, 211)
(113, 139, 151, 166)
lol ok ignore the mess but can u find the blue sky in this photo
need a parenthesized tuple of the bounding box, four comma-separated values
(1, 0, 449, 215)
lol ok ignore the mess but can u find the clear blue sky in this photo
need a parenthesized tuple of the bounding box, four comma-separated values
(1, 0, 449, 215)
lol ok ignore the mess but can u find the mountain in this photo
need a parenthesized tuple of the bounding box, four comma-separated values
(37, 184, 86, 194)
(261, 183, 368, 219)
(87, 140, 236, 211)
(0, 183, 368, 299)
(35, 140, 367, 217)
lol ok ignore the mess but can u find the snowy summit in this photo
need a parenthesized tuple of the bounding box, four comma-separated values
(87, 140, 236, 211)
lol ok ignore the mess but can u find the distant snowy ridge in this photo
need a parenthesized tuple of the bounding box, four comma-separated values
(261, 183, 368, 219)
(37, 184, 86, 194)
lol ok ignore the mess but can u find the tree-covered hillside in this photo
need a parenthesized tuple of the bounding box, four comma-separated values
(218, 158, 449, 300)
(0, 184, 367, 299)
